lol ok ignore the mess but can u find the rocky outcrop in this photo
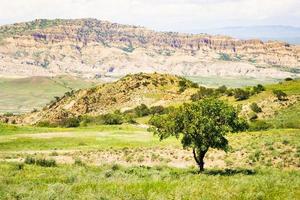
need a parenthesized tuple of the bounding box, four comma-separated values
(0, 18, 299, 79)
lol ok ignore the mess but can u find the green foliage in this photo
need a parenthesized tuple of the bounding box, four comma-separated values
(134, 104, 150, 117)
(59, 117, 80, 128)
(149, 106, 165, 115)
(149, 98, 247, 171)
(249, 120, 273, 131)
(252, 84, 265, 94)
(250, 103, 262, 113)
(25, 156, 56, 167)
(101, 113, 123, 125)
(234, 88, 250, 101)
(190, 86, 216, 101)
(3, 112, 14, 117)
(216, 85, 227, 94)
(273, 90, 288, 101)
(178, 77, 198, 93)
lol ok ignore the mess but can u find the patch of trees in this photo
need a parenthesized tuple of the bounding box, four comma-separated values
(233, 84, 265, 101)
(190, 84, 265, 102)
(178, 78, 199, 93)
(149, 98, 248, 172)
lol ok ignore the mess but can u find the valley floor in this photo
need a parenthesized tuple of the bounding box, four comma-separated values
(0, 124, 299, 199)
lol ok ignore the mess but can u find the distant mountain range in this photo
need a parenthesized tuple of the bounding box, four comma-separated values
(0, 19, 299, 80)
(191, 25, 300, 45)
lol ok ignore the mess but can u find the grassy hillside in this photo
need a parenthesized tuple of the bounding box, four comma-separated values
(0, 75, 299, 199)
(0, 122, 299, 199)
(0, 162, 299, 200)
(0, 76, 98, 114)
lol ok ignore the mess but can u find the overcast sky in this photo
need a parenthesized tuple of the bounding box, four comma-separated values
(0, 0, 299, 32)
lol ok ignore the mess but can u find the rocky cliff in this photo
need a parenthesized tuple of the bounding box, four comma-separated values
(0, 18, 299, 79)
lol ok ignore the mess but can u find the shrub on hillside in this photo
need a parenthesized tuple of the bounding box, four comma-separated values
(216, 85, 227, 94)
(234, 89, 250, 101)
(3, 112, 13, 117)
(285, 77, 293, 81)
(134, 104, 150, 117)
(250, 103, 262, 113)
(59, 117, 80, 128)
(149, 106, 165, 115)
(225, 89, 235, 96)
(252, 84, 265, 94)
(273, 90, 288, 101)
(178, 78, 198, 93)
(190, 87, 216, 101)
(101, 113, 123, 125)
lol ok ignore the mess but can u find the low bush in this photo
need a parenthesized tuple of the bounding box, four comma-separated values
(234, 89, 250, 101)
(273, 90, 287, 101)
(252, 84, 265, 94)
(59, 117, 80, 128)
(250, 103, 262, 113)
(190, 86, 216, 101)
(285, 77, 293, 81)
(216, 85, 227, 94)
(134, 104, 150, 117)
(101, 113, 123, 125)
(149, 106, 165, 115)
(3, 112, 13, 117)
(25, 157, 56, 167)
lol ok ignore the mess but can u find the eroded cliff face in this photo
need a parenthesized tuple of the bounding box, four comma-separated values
(0, 18, 299, 79)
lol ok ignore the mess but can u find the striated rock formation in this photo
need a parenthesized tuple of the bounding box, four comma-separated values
(0, 18, 299, 79)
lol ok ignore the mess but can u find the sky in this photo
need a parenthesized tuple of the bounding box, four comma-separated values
(0, 0, 299, 32)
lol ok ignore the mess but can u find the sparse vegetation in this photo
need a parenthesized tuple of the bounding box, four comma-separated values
(273, 89, 288, 101)
(1, 74, 300, 199)
(234, 88, 250, 101)
(250, 102, 262, 113)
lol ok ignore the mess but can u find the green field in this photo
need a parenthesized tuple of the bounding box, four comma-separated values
(0, 77, 300, 199)
(0, 122, 299, 199)
(0, 76, 98, 114)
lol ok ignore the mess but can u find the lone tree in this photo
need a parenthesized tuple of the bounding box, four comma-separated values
(149, 98, 247, 171)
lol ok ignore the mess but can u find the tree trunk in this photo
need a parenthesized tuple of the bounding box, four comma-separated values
(193, 148, 208, 172)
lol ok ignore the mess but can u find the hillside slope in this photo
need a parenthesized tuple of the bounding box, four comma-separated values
(0, 19, 299, 79)
(12, 73, 196, 124)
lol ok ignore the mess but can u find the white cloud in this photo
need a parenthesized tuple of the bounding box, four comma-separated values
(0, 0, 299, 31)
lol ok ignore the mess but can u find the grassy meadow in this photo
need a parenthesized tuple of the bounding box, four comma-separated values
(0, 78, 299, 199)
(0, 76, 98, 114)
(0, 122, 299, 199)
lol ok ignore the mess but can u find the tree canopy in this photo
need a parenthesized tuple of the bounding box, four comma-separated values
(149, 98, 247, 171)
